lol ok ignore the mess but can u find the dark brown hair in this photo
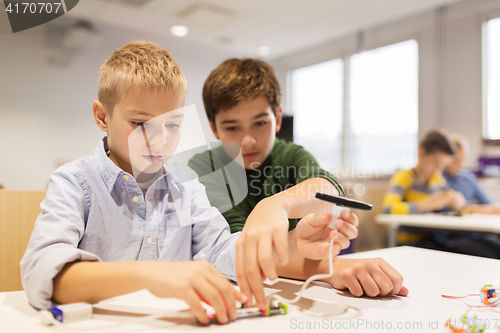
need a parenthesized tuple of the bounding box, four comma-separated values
(202, 58, 281, 125)
(419, 129, 456, 155)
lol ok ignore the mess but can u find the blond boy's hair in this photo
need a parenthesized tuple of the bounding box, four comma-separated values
(449, 133, 470, 155)
(98, 41, 188, 112)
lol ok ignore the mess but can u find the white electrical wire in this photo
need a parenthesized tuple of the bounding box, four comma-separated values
(274, 239, 334, 304)
(273, 206, 350, 304)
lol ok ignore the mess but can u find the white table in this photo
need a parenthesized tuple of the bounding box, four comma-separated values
(376, 213, 500, 247)
(2, 246, 500, 333)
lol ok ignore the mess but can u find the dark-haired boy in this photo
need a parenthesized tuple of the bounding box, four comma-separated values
(383, 129, 466, 214)
(189, 58, 408, 309)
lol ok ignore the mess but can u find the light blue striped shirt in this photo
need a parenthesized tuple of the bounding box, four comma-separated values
(443, 169, 493, 205)
(20, 138, 239, 309)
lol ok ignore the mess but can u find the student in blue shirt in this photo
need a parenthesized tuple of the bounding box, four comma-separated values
(443, 134, 500, 215)
(437, 133, 500, 259)
(20, 42, 354, 325)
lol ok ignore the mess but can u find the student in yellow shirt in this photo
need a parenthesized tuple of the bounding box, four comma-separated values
(383, 129, 466, 215)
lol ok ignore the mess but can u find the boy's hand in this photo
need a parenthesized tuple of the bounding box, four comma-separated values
(335, 210, 359, 249)
(470, 203, 500, 215)
(235, 198, 290, 309)
(327, 257, 409, 297)
(419, 191, 452, 212)
(146, 261, 246, 325)
(236, 206, 359, 310)
(289, 212, 358, 262)
(448, 191, 467, 212)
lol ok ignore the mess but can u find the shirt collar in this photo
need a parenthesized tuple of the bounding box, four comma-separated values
(94, 139, 191, 221)
(94, 137, 128, 193)
(95, 137, 174, 193)
(444, 170, 463, 180)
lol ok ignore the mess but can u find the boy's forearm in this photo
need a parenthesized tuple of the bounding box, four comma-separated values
(52, 261, 151, 304)
(276, 257, 334, 281)
(417, 200, 431, 213)
(267, 178, 339, 219)
(417, 198, 441, 213)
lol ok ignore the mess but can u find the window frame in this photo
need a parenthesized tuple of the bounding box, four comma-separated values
(482, 14, 500, 145)
(287, 37, 420, 177)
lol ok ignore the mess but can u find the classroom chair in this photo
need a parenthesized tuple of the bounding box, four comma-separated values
(0, 190, 46, 292)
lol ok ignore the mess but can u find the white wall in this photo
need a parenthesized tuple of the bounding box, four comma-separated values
(272, 0, 500, 168)
(0, 16, 235, 189)
(2, 0, 499, 189)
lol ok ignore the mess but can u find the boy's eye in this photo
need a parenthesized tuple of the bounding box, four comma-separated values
(165, 123, 180, 129)
(255, 121, 267, 127)
(132, 121, 146, 127)
(225, 126, 238, 132)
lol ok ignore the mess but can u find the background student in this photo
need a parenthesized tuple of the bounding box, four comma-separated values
(443, 133, 500, 215)
(383, 129, 500, 258)
(383, 129, 466, 215)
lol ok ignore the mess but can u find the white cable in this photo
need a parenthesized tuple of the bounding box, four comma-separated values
(273, 206, 350, 304)
(274, 239, 334, 304)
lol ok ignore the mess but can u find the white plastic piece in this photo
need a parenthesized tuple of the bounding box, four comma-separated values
(39, 303, 93, 330)
(38, 307, 195, 332)
(54, 302, 93, 323)
(39, 310, 55, 326)
(330, 206, 350, 229)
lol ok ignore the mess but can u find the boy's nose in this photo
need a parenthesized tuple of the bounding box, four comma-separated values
(240, 134, 256, 149)
(146, 127, 167, 146)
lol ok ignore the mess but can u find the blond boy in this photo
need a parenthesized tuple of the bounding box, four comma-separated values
(21, 42, 341, 324)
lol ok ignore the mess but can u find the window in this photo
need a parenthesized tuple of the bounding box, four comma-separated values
(484, 17, 500, 140)
(291, 39, 419, 175)
(349, 40, 419, 174)
(291, 59, 344, 169)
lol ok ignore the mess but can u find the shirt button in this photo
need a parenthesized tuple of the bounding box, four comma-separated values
(146, 236, 153, 243)
(132, 196, 139, 203)
(123, 175, 129, 181)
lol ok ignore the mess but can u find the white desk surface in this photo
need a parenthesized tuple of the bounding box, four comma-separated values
(2, 246, 500, 333)
(376, 213, 500, 233)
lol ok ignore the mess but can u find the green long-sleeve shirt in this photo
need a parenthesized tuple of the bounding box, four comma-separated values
(188, 138, 344, 233)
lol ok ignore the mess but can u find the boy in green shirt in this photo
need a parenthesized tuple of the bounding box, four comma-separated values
(21, 42, 345, 325)
(189, 58, 408, 308)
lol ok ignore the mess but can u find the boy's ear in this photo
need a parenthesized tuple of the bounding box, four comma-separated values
(209, 120, 220, 140)
(418, 147, 425, 158)
(275, 106, 283, 133)
(93, 101, 108, 132)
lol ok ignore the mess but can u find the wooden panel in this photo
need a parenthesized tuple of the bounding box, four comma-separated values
(349, 179, 390, 252)
(0, 190, 46, 292)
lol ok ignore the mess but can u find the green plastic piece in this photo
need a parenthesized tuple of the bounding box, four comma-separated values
(278, 302, 288, 315)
